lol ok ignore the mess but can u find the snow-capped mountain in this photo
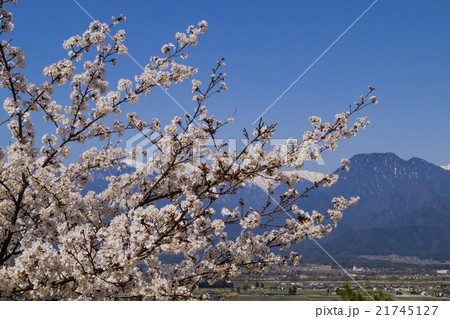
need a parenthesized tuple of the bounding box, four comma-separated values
(85, 152, 450, 260)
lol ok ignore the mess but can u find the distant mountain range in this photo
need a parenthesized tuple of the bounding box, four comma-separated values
(86, 152, 450, 261)
(294, 153, 450, 261)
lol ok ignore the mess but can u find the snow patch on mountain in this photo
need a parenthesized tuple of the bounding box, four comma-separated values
(441, 164, 450, 170)
(297, 170, 325, 183)
(248, 170, 325, 189)
(123, 159, 326, 187)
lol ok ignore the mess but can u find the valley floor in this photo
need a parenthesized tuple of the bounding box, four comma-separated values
(195, 263, 450, 301)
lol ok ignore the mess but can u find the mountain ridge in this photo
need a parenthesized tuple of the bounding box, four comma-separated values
(297, 152, 450, 261)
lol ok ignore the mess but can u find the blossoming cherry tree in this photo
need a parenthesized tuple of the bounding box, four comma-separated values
(0, 0, 377, 300)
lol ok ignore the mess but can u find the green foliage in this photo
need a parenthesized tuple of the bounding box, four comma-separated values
(338, 284, 393, 301)
(337, 284, 365, 301)
(372, 290, 394, 301)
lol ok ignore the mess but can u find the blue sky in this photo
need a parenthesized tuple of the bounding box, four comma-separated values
(2, 0, 449, 172)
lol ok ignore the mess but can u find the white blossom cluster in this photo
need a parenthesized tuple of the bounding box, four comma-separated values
(0, 1, 378, 300)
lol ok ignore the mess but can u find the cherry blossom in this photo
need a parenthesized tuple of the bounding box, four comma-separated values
(0, 1, 377, 300)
